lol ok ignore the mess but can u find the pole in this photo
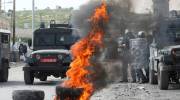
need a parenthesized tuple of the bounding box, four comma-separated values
(12, 0, 15, 45)
(4, 0, 6, 12)
(0, 0, 1, 12)
(32, 0, 34, 49)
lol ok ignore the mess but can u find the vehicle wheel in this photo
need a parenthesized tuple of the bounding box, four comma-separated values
(149, 60, 157, 84)
(158, 63, 169, 90)
(61, 73, 66, 79)
(0, 62, 9, 82)
(40, 76, 47, 81)
(24, 70, 34, 85)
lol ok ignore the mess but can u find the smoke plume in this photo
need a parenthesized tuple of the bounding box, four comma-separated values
(70, 0, 154, 92)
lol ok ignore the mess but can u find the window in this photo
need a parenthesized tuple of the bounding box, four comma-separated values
(56, 34, 74, 45)
(2, 34, 9, 43)
(34, 33, 55, 46)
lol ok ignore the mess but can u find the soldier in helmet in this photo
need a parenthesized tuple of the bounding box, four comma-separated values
(130, 31, 149, 83)
(121, 29, 135, 82)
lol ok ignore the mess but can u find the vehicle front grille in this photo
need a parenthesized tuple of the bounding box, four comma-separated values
(172, 49, 180, 64)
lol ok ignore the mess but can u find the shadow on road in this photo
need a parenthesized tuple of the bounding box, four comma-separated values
(0, 80, 64, 87)
(34, 80, 63, 86)
(0, 81, 25, 87)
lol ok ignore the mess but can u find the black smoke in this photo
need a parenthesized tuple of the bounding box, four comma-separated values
(70, 0, 154, 92)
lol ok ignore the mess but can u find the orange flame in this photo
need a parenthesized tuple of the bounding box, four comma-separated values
(62, 1, 109, 100)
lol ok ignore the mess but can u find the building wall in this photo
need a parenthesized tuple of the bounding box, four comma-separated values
(153, 0, 169, 18)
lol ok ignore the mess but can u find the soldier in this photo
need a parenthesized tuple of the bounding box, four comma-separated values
(121, 30, 135, 82)
(130, 31, 149, 83)
(19, 44, 24, 57)
(23, 44, 28, 59)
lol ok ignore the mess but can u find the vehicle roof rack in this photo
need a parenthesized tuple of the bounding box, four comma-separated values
(50, 20, 72, 28)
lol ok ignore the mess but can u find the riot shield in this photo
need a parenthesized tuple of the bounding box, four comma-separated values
(130, 38, 148, 69)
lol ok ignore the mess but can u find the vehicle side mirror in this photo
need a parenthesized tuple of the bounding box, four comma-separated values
(28, 39, 32, 47)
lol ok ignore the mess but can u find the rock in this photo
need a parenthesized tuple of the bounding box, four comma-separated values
(137, 86, 145, 90)
(12, 90, 45, 100)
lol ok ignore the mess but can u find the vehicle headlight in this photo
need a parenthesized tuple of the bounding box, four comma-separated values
(36, 54, 41, 60)
(57, 54, 63, 60)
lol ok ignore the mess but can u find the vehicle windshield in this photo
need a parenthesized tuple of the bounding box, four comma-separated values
(35, 33, 55, 46)
(166, 29, 180, 46)
(34, 29, 78, 47)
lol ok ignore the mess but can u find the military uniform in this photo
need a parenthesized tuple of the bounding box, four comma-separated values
(121, 32, 135, 82)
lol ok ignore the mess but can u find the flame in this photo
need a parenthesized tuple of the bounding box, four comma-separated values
(60, 1, 109, 100)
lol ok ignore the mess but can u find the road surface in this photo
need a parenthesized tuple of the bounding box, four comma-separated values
(1, 62, 180, 100)
(0, 62, 62, 100)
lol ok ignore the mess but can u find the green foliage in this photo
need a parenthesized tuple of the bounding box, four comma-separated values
(11, 37, 31, 43)
(16, 8, 73, 29)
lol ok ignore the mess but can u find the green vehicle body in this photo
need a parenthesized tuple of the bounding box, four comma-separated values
(23, 22, 78, 85)
(149, 17, 180, 90)
(0, 29, 10, 82)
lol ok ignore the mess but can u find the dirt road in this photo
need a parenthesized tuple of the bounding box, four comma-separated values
(91, 82, 180, 100)
(0, 62, 63, 100)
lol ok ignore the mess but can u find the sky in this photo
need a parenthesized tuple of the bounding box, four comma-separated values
(2, 0, 180, 12)
(2, 0, 90, 11)
(131, 0, 180, 13)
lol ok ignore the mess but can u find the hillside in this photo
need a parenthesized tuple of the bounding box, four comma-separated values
(16, 8, 73, 29)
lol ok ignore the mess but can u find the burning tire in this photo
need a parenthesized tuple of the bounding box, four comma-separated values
(0, 62, 9, 82)
(12, 90, 44, 100)
(24, 70, 34, 85)
(158, 63, 169, 90)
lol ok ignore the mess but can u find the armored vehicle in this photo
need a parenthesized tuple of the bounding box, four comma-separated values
(23, 21, 78, 84)
(149, 17, 180, 90)
(0, 29, 10, 82)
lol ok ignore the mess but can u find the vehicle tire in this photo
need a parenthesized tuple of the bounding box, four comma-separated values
(13, 90, 45, 100)
(0, 62, 9, 82)
(149, 60, 157, 84)
(40, 76, 47, 81)
(158, 63, 169, 90)
(24, 70, 34, 85)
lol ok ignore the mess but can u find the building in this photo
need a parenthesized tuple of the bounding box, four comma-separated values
(153, 0, 169, 18)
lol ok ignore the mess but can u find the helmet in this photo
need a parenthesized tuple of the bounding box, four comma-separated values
(138, 31, 145, 38)
(125, 29, 133, 36)
(125, 29, 130, 34)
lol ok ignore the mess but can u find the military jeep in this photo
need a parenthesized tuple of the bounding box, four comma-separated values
(0, 29, 10, 82)
(23, 21, 78, 84)
(149, 18, 180, 90)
